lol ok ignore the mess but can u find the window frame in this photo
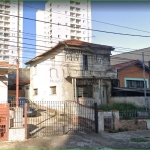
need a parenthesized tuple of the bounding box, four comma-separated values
(125, 78, 149, 88)
(50, 86, 56, 95)
(33, 88, 38, 96)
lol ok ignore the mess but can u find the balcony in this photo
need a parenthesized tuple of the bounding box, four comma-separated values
(70, 21, 76, 24)
(4, 40, 9, 44)
(63, 67, 117, 79)
(76, 8, 80, 12)
(5, 7, 10, 11)
(76, 21, 81, 25)
(4, 23, 9, 27)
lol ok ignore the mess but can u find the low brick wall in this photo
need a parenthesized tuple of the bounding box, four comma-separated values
(114, 117, 147, 131)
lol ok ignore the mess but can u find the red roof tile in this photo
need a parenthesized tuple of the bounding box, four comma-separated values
(0, 61, 16, 67)
(63, 39, 114, 50)
(111, 60, 140, 70)
(26, 39, 114, 64)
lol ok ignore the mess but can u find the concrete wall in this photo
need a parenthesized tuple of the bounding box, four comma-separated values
(110, 96, 150, 108)
(0, 75, 8, 103)
(113, 110, 149, 131)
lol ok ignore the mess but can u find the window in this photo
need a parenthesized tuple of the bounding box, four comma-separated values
(50, 86, 56, 94)
(33, 89, 38, 95)
(126, 80, 147, 88)
(33, 65, 37, 75)
(65, 11, 67, 14)
(66, 35, 68, 38)
(58, 35, 60, 38)
(83, 20, 85, 23)
(77, 86, 93, 98)
(83, 55, 88, 70)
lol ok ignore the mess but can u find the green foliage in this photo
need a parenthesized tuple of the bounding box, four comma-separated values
(98, 102, 144, 111)
(108, 129, 118, 133)
(131, 138, 149, 142)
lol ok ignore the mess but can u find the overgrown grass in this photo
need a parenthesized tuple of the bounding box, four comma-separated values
(131, 138, 149, 142)
(98, 102, 144, 111)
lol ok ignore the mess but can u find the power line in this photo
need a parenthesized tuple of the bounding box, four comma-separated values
(1, 12, 150, 38)
(22, 3, 150, 35)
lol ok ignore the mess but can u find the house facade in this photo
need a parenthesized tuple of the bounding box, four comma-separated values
(25, 40, 117, 105)
(0, 61, 16, 102)
(111, 60, 150, 88)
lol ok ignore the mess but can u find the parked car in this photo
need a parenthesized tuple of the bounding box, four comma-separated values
(9, 97, 37, 117)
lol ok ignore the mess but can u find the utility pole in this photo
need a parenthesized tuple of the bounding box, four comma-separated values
(142, 52, 147, 111)
(149, 61, 150, 89)
(16, 0, 20, 107)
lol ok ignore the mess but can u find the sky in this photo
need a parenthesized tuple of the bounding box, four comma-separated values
(23, 2, 150, 67)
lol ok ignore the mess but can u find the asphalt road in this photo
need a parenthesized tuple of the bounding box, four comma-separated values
(1, 130, 150, 149)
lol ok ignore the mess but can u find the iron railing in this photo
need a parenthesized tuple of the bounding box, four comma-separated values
(119, 110, 150, 120)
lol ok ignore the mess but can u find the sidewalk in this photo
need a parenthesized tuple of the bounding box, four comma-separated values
(0, 130, 150, 149)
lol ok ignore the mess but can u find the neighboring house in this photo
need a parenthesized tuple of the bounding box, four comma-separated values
(0, 61, 16, 102)
(25, 40, 117, 105)
(111, 60, 150, 88)
(110, 60, 150, 108)
(111, 47, 150, 66)
(8, 68, 30, 98)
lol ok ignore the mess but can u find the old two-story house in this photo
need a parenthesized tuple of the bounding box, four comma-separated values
(0, 61, 16, 102)
(25, 40, 117, 105)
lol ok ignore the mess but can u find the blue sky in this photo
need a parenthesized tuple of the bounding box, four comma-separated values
(23, 2, 150, 67)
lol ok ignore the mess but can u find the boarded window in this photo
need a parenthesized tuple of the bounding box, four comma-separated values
(50, 86, 56, 94)
(77, 85, 93, 98)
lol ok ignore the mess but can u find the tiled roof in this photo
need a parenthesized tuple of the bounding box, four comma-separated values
(63, 39, 114, 50)
(0, 61, 16, 67)
(25, 39, 114, 64)
(111, 60, 144, 70)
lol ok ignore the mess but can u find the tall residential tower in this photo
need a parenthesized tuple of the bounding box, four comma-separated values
(36, 1, 92, 56)
(0, 1, 23, 67)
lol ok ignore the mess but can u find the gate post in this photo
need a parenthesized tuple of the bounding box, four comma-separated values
(24, 103, 27, 139)
(94, 103, 98, 133)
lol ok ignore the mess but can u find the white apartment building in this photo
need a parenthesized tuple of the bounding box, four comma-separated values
(36, 1, 92, 56)
(0, 1, 23, 67)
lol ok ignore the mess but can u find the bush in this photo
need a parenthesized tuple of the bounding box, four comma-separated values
(98, 102, 144, 111)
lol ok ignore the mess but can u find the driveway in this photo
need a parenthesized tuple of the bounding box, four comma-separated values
(1, 130, 150, 149)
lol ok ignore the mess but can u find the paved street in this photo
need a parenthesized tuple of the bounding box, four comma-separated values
(0, 130, 150, 149)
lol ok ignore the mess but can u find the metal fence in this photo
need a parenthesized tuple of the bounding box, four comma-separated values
(119, 110, 150, 120)
(27, 100, 97, 138)
(0, 100, 99, 139)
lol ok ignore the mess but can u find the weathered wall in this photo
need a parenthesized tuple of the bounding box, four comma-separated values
(110, 97, 150, 108)
(113, 111, 148, 131)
